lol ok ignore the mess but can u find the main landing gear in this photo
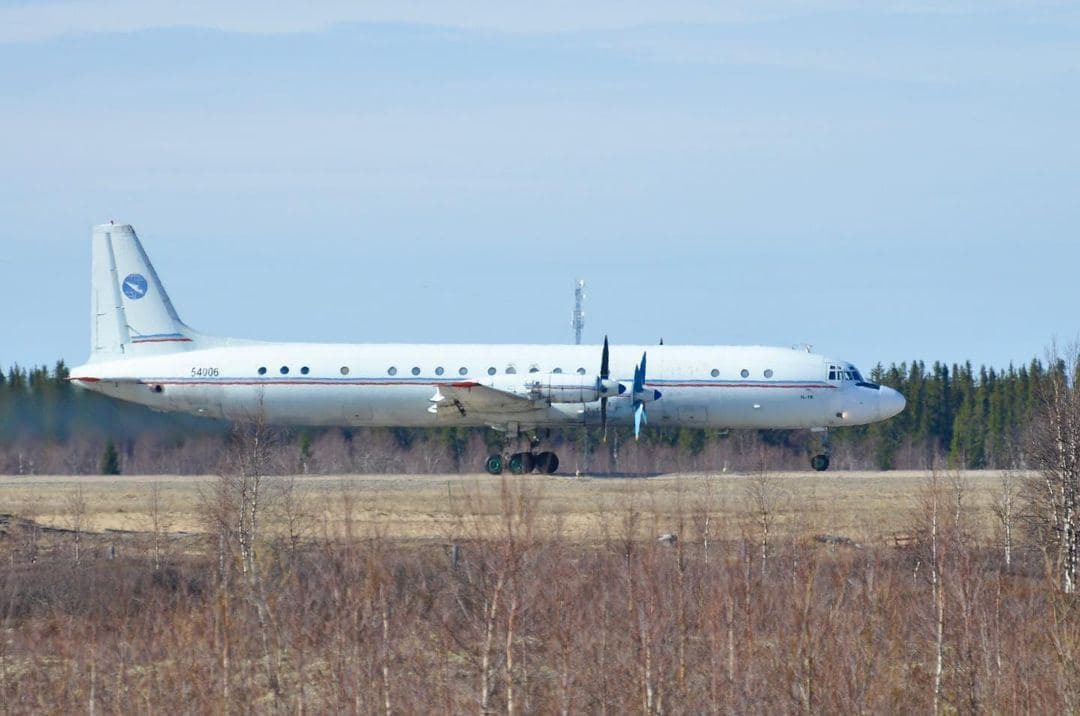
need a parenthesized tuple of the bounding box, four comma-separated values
(810, 428, 831, 472)
(485, 432, 560, 475)
(485, 451, 560, 475)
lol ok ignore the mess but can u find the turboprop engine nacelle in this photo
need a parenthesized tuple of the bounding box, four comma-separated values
(519, 374, 625, 404)
(634, 387, 663, 403)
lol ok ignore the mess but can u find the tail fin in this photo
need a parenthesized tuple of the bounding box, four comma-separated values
(90, 223, 201, 361)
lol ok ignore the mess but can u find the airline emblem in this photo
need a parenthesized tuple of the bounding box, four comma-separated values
(122, 273, 149, 300)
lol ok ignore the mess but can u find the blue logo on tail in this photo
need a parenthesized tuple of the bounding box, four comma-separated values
(122, 273, 148, 300)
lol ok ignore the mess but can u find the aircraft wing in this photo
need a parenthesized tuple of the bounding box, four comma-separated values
(427, 381, 545, 418)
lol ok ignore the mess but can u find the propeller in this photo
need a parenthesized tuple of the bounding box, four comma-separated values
(599, 336, 611, 441)
(595, 339, 655, 441)
(631, 352, 662, 440)
(633, 352, 647, 440)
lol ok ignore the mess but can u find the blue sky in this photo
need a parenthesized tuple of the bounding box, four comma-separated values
(2, 1, 1078, 373)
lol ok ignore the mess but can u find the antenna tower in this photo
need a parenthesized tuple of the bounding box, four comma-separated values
(572, 279, 585, 345)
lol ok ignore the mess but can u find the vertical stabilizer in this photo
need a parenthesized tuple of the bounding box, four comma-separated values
(90, 223, 199, 361)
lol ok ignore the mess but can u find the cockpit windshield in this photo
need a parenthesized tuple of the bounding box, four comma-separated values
(828, 363, 878, 388)
(828, 364, 865, 382)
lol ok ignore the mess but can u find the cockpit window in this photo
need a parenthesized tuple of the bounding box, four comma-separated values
(829, 364, 862, 382)
(830, 364, 870, 384)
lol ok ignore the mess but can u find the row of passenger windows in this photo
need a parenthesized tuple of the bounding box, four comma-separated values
(257, 366, 310, 376)
(256, 365, 591, 377)
(712, 368, 775, 379)
(255, 365, 776, 379)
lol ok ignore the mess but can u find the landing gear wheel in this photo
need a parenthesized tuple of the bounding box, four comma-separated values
(810, 454, 830, 472)
(535, 451, 559, 475)
(508, 452, 530, 475)
(485, 454, 504, 475)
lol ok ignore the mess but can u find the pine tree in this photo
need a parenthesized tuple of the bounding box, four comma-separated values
(100, 440, 121, 475)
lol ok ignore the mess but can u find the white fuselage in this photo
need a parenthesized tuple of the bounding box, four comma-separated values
(72, 342, 903, 431)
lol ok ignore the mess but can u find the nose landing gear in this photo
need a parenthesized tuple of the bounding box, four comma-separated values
(810, 427, 831, 471)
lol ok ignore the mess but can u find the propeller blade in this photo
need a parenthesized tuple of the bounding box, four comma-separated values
(634, 402, 646, 440)
(633, 352, 647, 395)
(601, 397, 608, 442)
(631, 352, 652, 440)
(600, 336, 611, 442)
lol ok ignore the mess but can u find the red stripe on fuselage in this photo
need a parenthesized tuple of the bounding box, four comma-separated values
(138, 380, 835, 389)
(650, 383, 835, 389)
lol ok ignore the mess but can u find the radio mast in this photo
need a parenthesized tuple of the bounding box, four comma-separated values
(572, 279, 585, 345)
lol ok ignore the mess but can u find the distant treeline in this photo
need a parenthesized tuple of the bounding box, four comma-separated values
(0, 357, 1060, 474)
(838, 358, 1055, 471)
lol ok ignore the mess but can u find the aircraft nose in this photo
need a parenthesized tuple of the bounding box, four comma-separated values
(878, 386, 906, 420)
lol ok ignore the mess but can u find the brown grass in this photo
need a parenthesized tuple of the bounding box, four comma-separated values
(3, 467, 1076, 713)
(0, 470, 1021, 545)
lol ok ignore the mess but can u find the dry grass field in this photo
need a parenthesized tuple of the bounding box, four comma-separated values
(6, 467, 1079, 713)
(0, 469, 1023, 545)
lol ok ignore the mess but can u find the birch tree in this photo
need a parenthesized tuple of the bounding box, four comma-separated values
(1025, 344, 1080, 593)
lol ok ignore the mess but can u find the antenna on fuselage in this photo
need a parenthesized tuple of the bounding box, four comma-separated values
(572, 279, 585, 345)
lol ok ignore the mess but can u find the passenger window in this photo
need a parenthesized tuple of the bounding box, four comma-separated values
(301, 366, 310, 375)
(710, 369, 719, 378)
(553, 368, 563, 374)
(764, 369, 774, 378)
(411, 367, 421, 376)
(387, 367, 397, 376)
(528, 365, 540, 373)
(740, 369, 749, 378)
(576, 367, 587, 375)
(258, 367, 267, 375)
(505, 366, 517, 374)
(487, 367, 496, 376)
(340, 366, 349, 376)
(459, 367, 468, 375)
(435, 366, 445, 376)
(280, 366, 289, 375)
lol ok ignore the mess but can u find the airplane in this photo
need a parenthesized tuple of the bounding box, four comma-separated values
(69, 223, 906, 474)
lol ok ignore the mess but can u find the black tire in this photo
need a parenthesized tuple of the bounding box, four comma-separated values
(485, 454, 503, 475)
(810, 454, 830, 472)
(523, 452, 536, 473)
(535, 451, 559, 474)
(508, 452, 526, 475)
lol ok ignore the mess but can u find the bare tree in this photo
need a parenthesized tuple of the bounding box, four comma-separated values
(145, 481, 171, 570)
(63, 483, 89, 564)
(199, 419, 287, 702)
(270, 474, 312, 554)
(913, 471, 949, 714)
(744, 469, 780, 577)
(991, 472, 1020, 568)
(1025, 343, 1080, 593)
